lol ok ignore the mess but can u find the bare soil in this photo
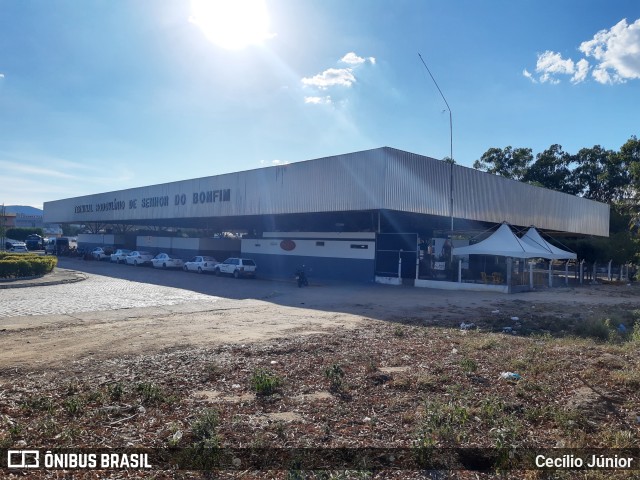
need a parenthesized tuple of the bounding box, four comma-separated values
(1, 280, 639, 479)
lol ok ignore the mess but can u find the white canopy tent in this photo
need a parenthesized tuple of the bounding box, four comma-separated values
(451, 223, 575, 291)
(520, 227, 577, 260)
(452, 223, 551, 258)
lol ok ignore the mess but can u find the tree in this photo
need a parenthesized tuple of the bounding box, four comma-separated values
(5, 228, 43, 242)
(472, 146, 533, 181)
(570, 145, 627, 203)
(523, 144, 576, 194)
(622, 135, 640, 210)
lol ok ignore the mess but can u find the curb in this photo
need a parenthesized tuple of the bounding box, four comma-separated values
(0, 269, 88, 289)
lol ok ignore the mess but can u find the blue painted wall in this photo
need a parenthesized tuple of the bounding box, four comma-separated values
(248, 252, 375, 282)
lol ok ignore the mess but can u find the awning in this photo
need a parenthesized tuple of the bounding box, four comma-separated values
(520, 227, 577, 260)
(452, 223, 552, 259)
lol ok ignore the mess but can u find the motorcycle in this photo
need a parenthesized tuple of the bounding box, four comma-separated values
(295, 266, 309, 288)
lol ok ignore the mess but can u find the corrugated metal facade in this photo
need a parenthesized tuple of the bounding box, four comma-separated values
(43, 147, 609, 236)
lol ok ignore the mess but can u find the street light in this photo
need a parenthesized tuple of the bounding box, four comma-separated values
(418, 53, 454, 232)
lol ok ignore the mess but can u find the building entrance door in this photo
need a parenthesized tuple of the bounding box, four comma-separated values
(375, 233, 418, 280)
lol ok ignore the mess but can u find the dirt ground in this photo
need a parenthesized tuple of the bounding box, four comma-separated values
(1, 274, 639, 479)
(0, 276, 640, 369)
(1, 278, 638, 370)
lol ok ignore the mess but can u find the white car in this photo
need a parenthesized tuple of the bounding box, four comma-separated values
(110, 249, 132, 263)
(125, 251, 154, 266)
(91, 247, 113, 261)
(9, 243, 28, 253)
(151, 253, 184, 269)
(214, 257, 257, 278)
(183, 256, 219, 274)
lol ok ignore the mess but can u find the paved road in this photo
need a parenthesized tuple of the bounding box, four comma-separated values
(2, 256, 630, 320)
(0, 274, 218, 317)
(0, 257, 303, 318)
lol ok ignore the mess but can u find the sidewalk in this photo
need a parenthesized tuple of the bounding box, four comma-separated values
(0, 268, 87, 289)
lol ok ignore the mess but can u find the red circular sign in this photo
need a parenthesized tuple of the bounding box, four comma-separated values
(280, 239, 296, 251)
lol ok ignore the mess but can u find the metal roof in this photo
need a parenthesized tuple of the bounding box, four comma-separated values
(43, 147, 609, 236)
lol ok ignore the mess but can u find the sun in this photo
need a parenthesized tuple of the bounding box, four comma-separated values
(190, 0, 274, 50)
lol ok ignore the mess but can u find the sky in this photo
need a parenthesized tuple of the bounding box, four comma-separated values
(1, 0, 639, 209)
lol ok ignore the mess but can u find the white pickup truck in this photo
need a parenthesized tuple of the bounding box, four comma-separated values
(214, 258, 257, 278)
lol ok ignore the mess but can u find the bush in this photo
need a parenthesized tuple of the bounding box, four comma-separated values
(249, 368, 282, 396)
(5, 228, 43, 242)
(0, 254, 56, 278)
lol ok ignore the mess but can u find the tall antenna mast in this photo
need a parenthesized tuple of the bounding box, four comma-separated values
(418, 53, 454, 232)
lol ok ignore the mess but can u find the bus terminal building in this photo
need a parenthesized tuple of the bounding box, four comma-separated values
(44, 147, 609, 286)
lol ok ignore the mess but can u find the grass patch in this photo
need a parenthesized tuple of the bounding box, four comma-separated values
(416, 399, 469, 447)
(249, 368, 282, 396)
(324, 364, 346, 393)
(178, 409, 222, 469)
(108, 382, 125, 401)
(21, 396, 54, 414)
(63, 396, 85, 417)
(136, 382, 173, 405)
(459, 357, 477, 373)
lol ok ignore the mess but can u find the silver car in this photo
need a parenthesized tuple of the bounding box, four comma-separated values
(151, 253, 185, 269)
(183, 256, 219, 274)
(125, 251, 154, 266)
(110, 249, 132, 264)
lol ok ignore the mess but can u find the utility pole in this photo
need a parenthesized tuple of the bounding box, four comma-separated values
(1, 203, 6, 250)
(418, 53, 454, 233)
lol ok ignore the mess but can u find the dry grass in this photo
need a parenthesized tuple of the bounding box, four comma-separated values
(1, 305, 639, 479)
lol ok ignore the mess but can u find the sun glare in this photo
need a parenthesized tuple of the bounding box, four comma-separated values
(190, 0, 274, 50)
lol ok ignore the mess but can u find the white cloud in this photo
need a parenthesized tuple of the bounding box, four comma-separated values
(304, 96, 332, 105)
(0, 73, 4, 79)
(301, 68, 356, 89)
(572, 59, 590, 83)
(340, 52, 376, 66)
(259, 159, 289, 166)
(535, 51, 575, 83)
(579, 18, 640, 84)
(525, 17, 640, 85)
(341, 52, 366, 65)
(301, 52, 375, 106)
(536, 51, 575, 75)
(0, 160, 76, 179)
(522, 69, 537, 83)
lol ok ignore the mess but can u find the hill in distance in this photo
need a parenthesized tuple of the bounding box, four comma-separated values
(4, 205, 44, 216)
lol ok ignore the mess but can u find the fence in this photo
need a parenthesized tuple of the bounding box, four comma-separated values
(509, 260, 633, 289)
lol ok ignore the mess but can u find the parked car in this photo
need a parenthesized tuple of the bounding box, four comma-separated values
(151, 253, 184, 269)
(214, 257, 257, 278)
(9, 243, 28, 253)
(183, 256, 219, 274)
(90, 246, 113, 261)
(125, 251, 154, 266)
(110, 249, 132, 263)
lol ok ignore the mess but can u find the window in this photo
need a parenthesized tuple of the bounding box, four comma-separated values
(350, 244, 368, 249)
(316, 241, 325, 246)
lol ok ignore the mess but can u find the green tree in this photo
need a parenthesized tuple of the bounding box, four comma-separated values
(523, 144, 576, 194)
(472, 146, 533, 181)
(621, 136, 640, 218)
(570, 145, 627, 203)
(6, 227, 43, 242)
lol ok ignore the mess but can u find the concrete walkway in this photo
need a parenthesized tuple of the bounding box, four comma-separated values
(0, 268, 87, 289)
